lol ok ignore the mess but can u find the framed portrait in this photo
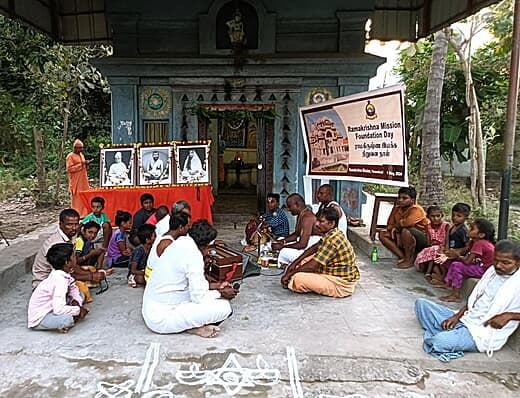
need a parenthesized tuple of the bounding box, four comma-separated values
(100, 146, 136, 187)
(137, 145, 173, 186)
(175, 143, 210, 184)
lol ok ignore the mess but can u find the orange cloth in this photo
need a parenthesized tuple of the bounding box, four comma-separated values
(288, 273, 358, 298)
(66, 151, 90, 217)
(78, 185, 214, 225)
(386, 203, 430, 232)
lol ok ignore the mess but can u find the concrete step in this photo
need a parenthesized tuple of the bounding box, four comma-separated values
(212, 213, 253, 224)
(347, 226, 397, 260)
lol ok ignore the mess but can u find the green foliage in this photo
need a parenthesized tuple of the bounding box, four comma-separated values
(395, 1, 513, 173)
(395, 39, 470, 169)
(0, 15, 111, 194)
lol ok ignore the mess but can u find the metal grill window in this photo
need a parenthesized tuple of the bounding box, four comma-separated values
(143, 121, 169, 143)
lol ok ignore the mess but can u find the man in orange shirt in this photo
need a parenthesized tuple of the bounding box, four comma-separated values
(378, 187, 430, 269)
(66, 139, 91, 218)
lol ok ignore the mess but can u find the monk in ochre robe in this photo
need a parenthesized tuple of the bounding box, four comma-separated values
(66, 139, 91, 218)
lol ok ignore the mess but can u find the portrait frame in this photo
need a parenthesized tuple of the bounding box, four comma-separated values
(137, 145, 173, 186)
(100, 146, 136, 188)
(174, 142, 211, 184)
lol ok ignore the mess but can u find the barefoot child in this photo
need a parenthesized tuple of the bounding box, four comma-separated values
(107, 210, 133, 268)
(128, 224, 156, 287)
(415, 205, 450, 277)
(378, 187, 430, 269)
(439, 218, 496, 302)
(28, 243, 88, 332)
(81, 196, 112, 249)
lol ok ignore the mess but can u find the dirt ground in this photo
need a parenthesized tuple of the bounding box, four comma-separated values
(0, 190, 62, 244)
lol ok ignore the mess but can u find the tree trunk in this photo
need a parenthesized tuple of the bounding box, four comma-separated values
(419, 29, 448, 207)
(448, 33, 487, 211)
(33, 126, 46, 200)
(54, 95, 72, 205)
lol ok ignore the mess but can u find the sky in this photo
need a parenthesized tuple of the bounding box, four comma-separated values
(365, 14, 494, 90)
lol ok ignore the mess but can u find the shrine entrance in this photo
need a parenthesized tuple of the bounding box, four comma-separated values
(199, 104, 275, 215)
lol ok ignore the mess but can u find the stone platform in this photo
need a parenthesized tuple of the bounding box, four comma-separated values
(0, 219, 519, 397)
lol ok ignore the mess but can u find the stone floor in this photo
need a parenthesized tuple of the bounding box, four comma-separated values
(0, 220, 519, 397)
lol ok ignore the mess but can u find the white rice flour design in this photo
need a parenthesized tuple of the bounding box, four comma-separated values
(175, 353, 281, 396)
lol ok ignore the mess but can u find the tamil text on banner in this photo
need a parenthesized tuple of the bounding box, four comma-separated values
(299, 85, 407, 186)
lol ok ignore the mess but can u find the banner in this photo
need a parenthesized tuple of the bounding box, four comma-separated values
(300, 85, 407, 186)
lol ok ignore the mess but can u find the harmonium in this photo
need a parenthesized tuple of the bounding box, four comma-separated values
(207, 244, 243, 282)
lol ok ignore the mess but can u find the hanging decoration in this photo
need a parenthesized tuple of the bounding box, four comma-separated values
(280, 92, 292, 197)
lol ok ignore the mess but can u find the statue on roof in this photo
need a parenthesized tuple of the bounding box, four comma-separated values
(226, 9, 246, 46)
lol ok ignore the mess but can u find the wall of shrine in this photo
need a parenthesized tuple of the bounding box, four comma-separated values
(97, 0, 383, 199)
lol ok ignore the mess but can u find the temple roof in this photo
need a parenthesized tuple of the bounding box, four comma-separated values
(0, 0, 500, 43)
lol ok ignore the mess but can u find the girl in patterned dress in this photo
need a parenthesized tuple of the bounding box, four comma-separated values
(414, 205, 450, 277)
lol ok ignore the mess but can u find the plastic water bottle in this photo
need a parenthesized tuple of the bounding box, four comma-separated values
(371, 246, 379, 262)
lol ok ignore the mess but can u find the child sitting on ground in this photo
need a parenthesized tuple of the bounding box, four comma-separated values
(447, 202, 471, 251)
(131, 193, 156, 245)
(76, 221, 105, 269)
(107, 210, 133, 268)
(128, 224, 156, 287)
(28, 243, 88, 333)
(436, 218, 496, 302)
(81, 196, 112, 249)
(414, 205, 450, 278)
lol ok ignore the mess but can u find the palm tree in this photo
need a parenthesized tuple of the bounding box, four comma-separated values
(419, 29, 448, 206)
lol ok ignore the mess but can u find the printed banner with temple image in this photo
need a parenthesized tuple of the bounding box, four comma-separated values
(300, 85, 407, 186)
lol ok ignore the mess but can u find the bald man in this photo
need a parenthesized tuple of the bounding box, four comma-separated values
(272, 193, 321, 268)
(65, 139, 91, 218)
(316, 184, 347, 234)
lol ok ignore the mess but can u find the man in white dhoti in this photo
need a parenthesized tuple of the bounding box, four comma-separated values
(107, 151, 130, 185)
(142, 219, 237, 337)
(145, 151, 164, 180)
(272, 193, 321, 268)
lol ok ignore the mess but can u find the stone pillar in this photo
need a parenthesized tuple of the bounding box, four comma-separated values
(109, 78, 139, 144)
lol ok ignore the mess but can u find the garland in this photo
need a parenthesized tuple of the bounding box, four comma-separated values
(190, 104, 279, 122)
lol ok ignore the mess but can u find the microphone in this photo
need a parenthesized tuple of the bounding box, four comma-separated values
(206, 249, 217, 275)
(233, 282, 241, 291)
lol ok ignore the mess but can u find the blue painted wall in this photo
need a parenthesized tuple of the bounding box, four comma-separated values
(99, 0, 384, 200)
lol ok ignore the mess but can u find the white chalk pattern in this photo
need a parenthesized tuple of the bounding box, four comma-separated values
(175, 353, 280, 396)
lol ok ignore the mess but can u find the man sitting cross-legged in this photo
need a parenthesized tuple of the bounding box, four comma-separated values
(415, 239, 520, 362)
(32, 209, 105, 291)
(272, 193, 320, 268)
(142, 220, 237, 337)
(281, 207, 360, 298)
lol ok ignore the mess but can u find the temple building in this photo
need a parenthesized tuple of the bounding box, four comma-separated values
(1, 0, 499, 212)
(309, 117, 349, 171)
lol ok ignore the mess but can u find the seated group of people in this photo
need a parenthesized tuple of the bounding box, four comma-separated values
(27, 185, 520, 363)
(379, 186, 520, 361)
